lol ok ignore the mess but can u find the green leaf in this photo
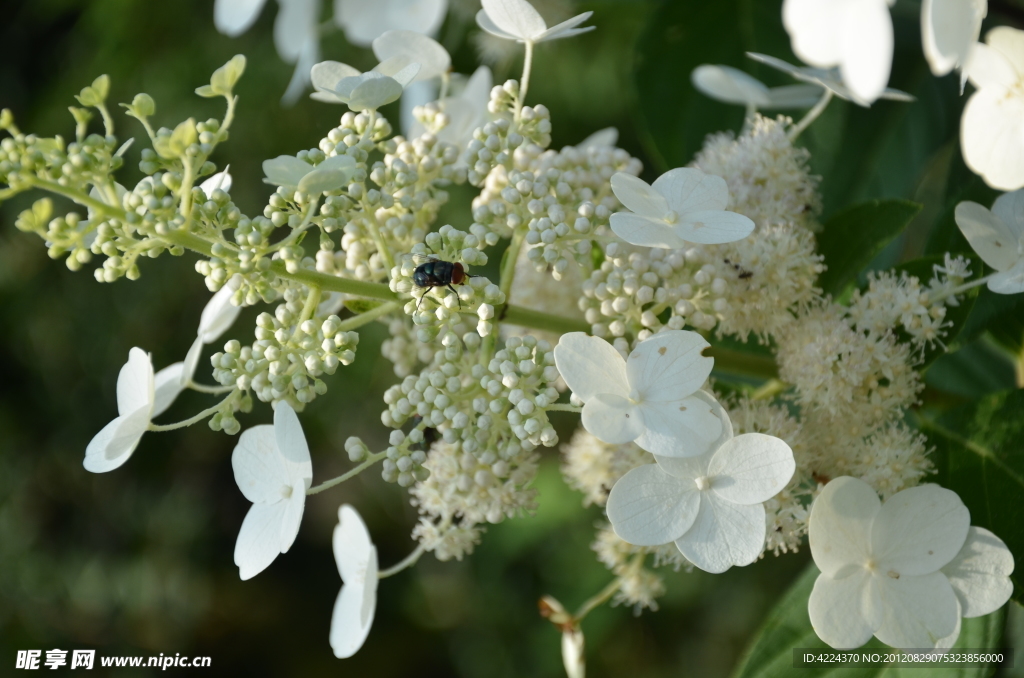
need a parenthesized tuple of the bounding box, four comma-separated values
(194, 85, 218, 99)
(817, 199, 921, 296)
(922, 389, 1024, 603)
(731, 562, 1006, 678)
(155, 118, 197, 159)
(957, 290, 1024, 356)
(205, 54, 247, 97)
(925, 153, 1000, 258)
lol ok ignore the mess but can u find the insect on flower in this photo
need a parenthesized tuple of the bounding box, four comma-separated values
(412, 256, 475, 309)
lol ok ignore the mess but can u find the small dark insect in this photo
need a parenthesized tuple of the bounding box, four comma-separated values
(412, 257, 471, 309)
(408, 414, 438, 452)
(723, 257, 753, 280)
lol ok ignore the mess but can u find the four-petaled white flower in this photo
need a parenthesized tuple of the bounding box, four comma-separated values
(609, 168, 755, 248)
(310, 57, 421, 111)
(85, 348, 162, 473)
(955, 190, 1024, 294)
(747, 52, 913, 106)
(691, 65, 823, 110)
(231, 402, 313, 580)
(607, 400, 795, 573)
(262, 152, 358, 194)
(807, 476, 1012, 650)
(782, 0, 895, 105)
(554, 330, 723, 457)
(330, 504, 379, 658)
(476, 0, 594, 44)
(961, 27, 1024, 191)
(335, 0, 448, 47)
(922, 0, 987, 79)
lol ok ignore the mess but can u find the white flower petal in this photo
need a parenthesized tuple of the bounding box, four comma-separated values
(651, 390, 734, 461)
(627, 329, 713, 401)
(808, 569, 879, 650)
(480, 0, 547, 41)
(691, 65, 771, 107)
(676, 210, 755, 245)
(961, 85, 1024, 191)
(199, 277, 242, 344)
(374, 55, 422, 87)
(83, 408, 149, 473)
(763, 84, 824, 109)
(635, 396, 722, 458)
(654, 450, 712, 480)
(281, 37, 320, 106)
(942, 526, 1015, 618)
(783, 0, 844, 68)
(117, 347, 154, 416)
(152, 362, 186, 417)
(839, 0, 893, 104)
(988, 260, 1024, 294)
(610, 173, 669, 218)
(181, 336, 203, 389)
(330, 504, 379, 657)
(964, 41, 1018, 90)
(988, 25, 1024, 75)
(553, 332, 630, 401)
(299, 156, 358, 194)
(578, 127, 618, 148)
(263, 155, 313, 187)
(199, 169, 233, 195)
(675, 493, 766, 573)
(278, 484, 306, 553)
(274, 0, 319, 63)
(535, 11, 594, 42)
(373, 30, 451, 81)
(214, 0, 268, 36)
(274, 402, 313, 488)
(606, 463, 700, 546)
(581, 393, 645, 445)
(954, 200, 1020, 271)
(348, 75, 406, 110)
(873, 572, 960, 649)
(992, 188, 1024, 238)
(809, 476, 880, 578)
(474, 9, 520, 41)
(311, 61, 361, 92)
(610, 213, 690, 249)
(335, 0, 447, 46)
(708, 433, 795, 505)
(561, 628, 585, 678)
(651, 168, 729, 214)
(234, 501, 289, 580)
(871, 484, 970, 576)
(922, 0, 985, 76)
(232, 424, 291, 504)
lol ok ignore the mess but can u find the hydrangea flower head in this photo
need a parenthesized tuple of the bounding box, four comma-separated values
(807, 476, 1012, 650)
(553, 330, 722, 457)
(961, 26, 1024, 190)
(606, 400, 796, 573)
(955, 189, 1024, 293)
(231, 402, 313, 580)
(476, 0, 594, 44)
(609, 168, 755, 248)
(330, 504, 379, 658)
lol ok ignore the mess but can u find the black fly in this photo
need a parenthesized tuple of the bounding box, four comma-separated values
(411, 256, 472, 309)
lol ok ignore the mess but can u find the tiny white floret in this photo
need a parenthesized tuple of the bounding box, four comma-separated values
(84, 347, 156, 473)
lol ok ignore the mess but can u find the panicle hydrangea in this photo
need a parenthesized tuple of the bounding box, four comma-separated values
(560, 428, 651, 507)
(465, 80, 552, 185)
(381, 316, 437, 377)
(692, 115, 821, 231)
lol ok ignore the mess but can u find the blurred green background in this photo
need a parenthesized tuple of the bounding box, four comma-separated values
(2, 0, 1023, 676)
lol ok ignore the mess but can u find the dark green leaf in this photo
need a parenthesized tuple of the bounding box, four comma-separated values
(957, 289, 1024, 355)
(731, 562, 1006, 678)
(922, 389, 1024, 603)
(818, 199, 921, 296)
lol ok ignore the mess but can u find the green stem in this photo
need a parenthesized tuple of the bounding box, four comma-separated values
(96, 103, 115, 137)
(515, 40, 535, 120)
(789, 89, 833, 141)
(273, 198, 320, 252)
(378, 544, 426, 579)
(306, 451, 386, 495)
(148, 391, 236, 431)
(574, 577, 622, 622)
(751, 378, 788, 400)
(187, 381, 235, 394)
(337, 301, 401, 331)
